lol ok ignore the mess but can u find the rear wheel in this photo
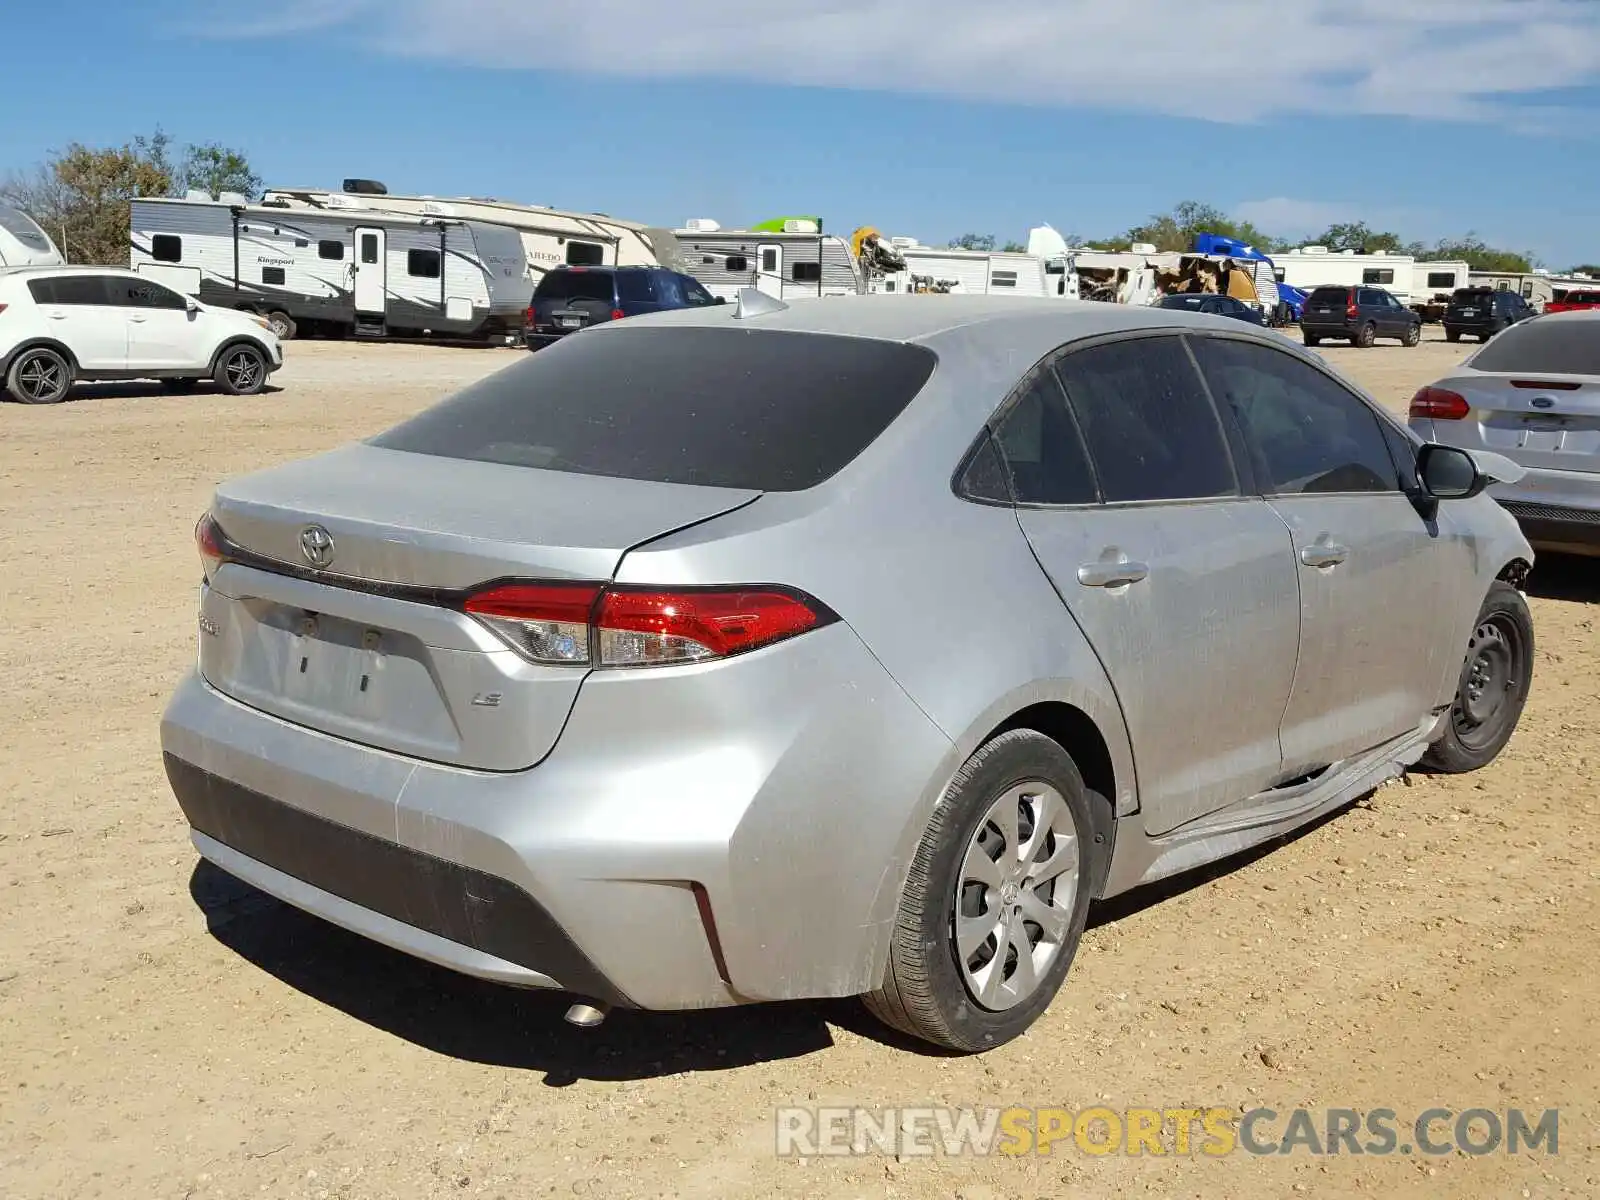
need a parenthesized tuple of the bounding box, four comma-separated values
(1355, 322, 1377, 347)
(1303, 332, 1321, 347)
(5, 346, 73, 404)
(265, 310, 297, 341)
(864, 730, 1097, 1053)
(1446, 327, 1461, 343)
(214, 344, 268, 396)
(1421, 582, 1533, 774)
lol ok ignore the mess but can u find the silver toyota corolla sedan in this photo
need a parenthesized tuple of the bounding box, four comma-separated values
(1409, 310, 1600, 557)
(161, 294, 1536, 1053)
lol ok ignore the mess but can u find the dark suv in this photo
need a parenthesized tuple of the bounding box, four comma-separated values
(1301, 285, 1422, 348)
(525, 266, 723, 349)
(1443, 287, 1534, 343)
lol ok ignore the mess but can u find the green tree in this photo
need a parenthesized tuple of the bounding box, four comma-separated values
(1428, 235, 1535, 274)
(1567, 263, 1600, 276)
(1, 129, 260, 265)
(948, 233, 997, 252)
(1001, 240, 1026, 253)
(1119, 201, 1279, 254)
(178, 142, 262, 200)
(1312, 221, 1422, 256)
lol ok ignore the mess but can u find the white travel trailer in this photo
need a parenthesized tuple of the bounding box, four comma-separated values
(0, 206, 65, 266)
(261, 181, 684, 289)
(129, 195, 529, 341)
(676, 218, 873, 300)
(873, 241, 1052, 297)
(1275, 246, 1418, 304)
(1410, 260, 1472, 320)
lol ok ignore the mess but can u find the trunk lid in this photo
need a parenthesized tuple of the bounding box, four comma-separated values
(1443, 373, 1600, 473)
(200, 443, 759, 770)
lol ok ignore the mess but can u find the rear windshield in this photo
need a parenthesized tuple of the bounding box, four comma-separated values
(1469, 319, 1600, 375)
(533, 270, 614, 302)
(1308, 287, 1350, 303)
(1451, 289, 1495, 303)
(370, 326, 939, 491)
(1157, 294, 1207, 309)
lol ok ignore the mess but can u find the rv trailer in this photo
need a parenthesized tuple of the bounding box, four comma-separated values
(262, 181, 684, 290)
(873, 241, 1052, 297)
(130, 195, 529, 341)
(1275, 246, 1418, 304)
(675, 218, 900, 300)
(0, 206, 65, 267)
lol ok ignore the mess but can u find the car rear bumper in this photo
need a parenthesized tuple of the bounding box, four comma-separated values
(1490, 467, 1600, 556)
(522, 331, 567, 350)
(159, 623, 954, 1010)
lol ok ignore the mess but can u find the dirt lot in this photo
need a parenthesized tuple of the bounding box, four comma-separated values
(1, 333, 1596, 1199)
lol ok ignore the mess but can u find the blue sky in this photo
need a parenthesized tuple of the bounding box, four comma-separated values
(6, 0, 1600, 266)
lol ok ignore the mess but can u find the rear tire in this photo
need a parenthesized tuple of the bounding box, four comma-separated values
(1421, 581, 1533, 774)
(5, 346, 73, 404)
(213, 343, 268, 396)
(1303, 332, 1321, 347)
(863, 730, 1097, 1053)
(1446, 328, 1461, 343)
(265, 310, 297, 341)
(1355, 322, 1377, 347)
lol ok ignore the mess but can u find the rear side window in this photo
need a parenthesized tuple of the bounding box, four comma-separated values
(1426, 272, 1457, 289)
(28, 275, 112, 305)
(1469, 320, 1600, 375)
(533, 270, 614, 302)
(113, 278, 187, 309)
(151, 234, 182, 263)
(1309, 287, 1349, 305)
(318, 240, 345, 261)
(1362, 269, 1395, 285)
(981, 366, 1097, 505)
(370, 327, 938, 492)
(792, 261, 822, 283)
(615, 271, 660, 303)
(407, 249, 441, 279)
(1190, 338, 1399, 495)
(566, 241, 605, 267)
(1054, 336, 1237, 503)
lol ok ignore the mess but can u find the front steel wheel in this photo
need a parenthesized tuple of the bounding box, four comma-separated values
(864, 730, 1099, 1053)
(1422, 582, 1533, 773)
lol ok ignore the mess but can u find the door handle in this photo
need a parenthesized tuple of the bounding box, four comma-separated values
(128, 316, 147, 323)
(1300, 543, 1349, 568)
(1077, 560, 1150, 588)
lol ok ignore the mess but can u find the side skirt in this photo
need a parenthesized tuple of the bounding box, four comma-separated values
(1100, 714, 1443, 898)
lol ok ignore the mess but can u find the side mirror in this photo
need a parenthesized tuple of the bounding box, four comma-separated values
(1418, 443, 1485, 501)
(185, 297, 200, 314)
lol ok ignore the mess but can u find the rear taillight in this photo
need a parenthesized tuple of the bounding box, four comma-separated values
(463, 583, 832, 667)
(1410, 386, 1470, 420)
(610, 309, 625, 321)
(1346, 291, 1358, 319)
(524, 306, 535, 326)
(464, 583, 601, 665)
(1510, 380, 1581, 390)
(196, 513, 227, 581)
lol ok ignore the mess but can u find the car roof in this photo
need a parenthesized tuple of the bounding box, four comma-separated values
(0, 264, 143, 279)
(583, 294, 1304, 374)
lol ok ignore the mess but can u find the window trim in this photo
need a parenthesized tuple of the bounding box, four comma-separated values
(1183, 329, 1412, 499)
(951, 327, 1257, 511)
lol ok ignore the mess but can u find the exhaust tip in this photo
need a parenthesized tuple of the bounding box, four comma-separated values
(564, 1002, 610, 1028)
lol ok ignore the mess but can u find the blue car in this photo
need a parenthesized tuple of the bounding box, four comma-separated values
(525, 265, 723, 349)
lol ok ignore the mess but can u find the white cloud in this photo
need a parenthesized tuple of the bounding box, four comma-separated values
(181, 0, 1600, 126)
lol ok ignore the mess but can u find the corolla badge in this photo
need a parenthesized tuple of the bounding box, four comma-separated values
(299, 524, 336, 569)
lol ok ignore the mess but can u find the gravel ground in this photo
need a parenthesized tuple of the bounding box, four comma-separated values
(1, 331, 1596, 1199)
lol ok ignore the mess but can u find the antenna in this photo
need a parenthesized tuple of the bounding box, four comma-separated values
(733, 288, 789, 319)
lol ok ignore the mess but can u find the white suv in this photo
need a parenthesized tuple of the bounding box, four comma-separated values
(0, 266, 282, 404)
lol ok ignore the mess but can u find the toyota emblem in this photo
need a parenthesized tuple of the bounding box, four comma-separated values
(299, 525, 335, 569)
